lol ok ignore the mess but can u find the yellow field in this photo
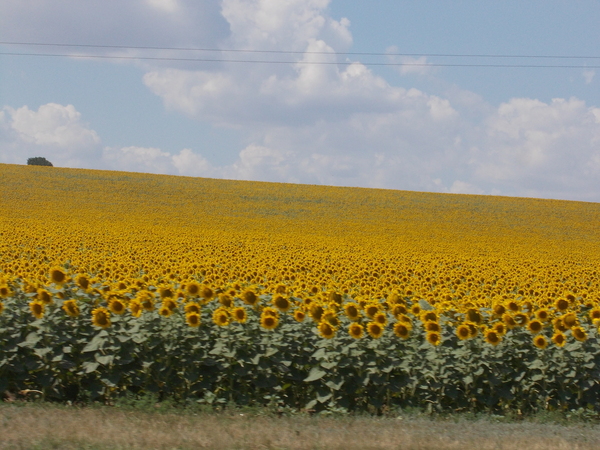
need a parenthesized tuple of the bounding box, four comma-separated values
(2, 162, 600, 314)
(3, 162, 600, 410)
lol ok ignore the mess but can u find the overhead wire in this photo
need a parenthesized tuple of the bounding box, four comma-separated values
(0, 41, 599, 68)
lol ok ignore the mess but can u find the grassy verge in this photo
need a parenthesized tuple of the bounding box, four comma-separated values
(2, 400, 600, 449)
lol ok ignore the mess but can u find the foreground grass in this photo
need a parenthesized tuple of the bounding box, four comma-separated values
(2, 402, 600, 449)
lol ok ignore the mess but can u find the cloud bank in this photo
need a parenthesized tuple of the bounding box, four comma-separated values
(1, 0, 599, 202)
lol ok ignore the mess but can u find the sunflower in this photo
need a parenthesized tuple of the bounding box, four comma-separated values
(589, 308, 600, 322)
(552, 332, 566, 347)
(129, 299, 143, 318)
(212, 307, 231, 327)
(426, 331, 441, 346)
(535, 308, 551, 322)
(62, 299, 80, 318)
(555, 298, 569, 312)
(262, 306, 278, 318)
(410, 304, 421, 316)
(184, 302, 201, 315)
(36, 288, 53, 305)
(393, 322, 411, 339)
(232, 306, 247, 323)
(260, 313, 279, 330)
(373, 312, 388, 326)
(272, 294, 291, 312)
(466, 308, 482, 325)
(309, 304, 324, 322)
(513, 313, 529, 327)
(492, 322, 507, 336)
(553, 317, 568, 333)
(492, 304, 506, 316)
(49, 267, 67, 285)
(392, 304, 408, 317)
(424, 321, 441, 333)
(506, 300, 520, 312)
(367, 321, 384, 339)
(74, 274, 90, 291)
(241, 289, 259, 306)
(162, 298, 178, 312)
(456, 324, 471, 340)
(92, 307, 111, 328)
(484, 329, 502, 346)
(158, 305, 173, 317)
(186, 281, 201, 297)
(293, 309, 306, 322)
(0, 301, 4, 315)
(572, 326, 587, 342)
(397, 314, 412, 325)
(29, 300, 44, 319)
(533, 335, 548, 349)
(323, 309, 340, 327)
(348, 322, 364, 339)
(318, 322, 336, 339)
(466, 322, 479, 338)
(421, 311, 438, 323)
(0, 284, 12, 298)
(344, 302, 361, 321)
(562, 312, 577, 328)
(364, 303, 380, 319)
(502, 314, 517, 329)
(200, 285, 214, 301)
(159, 285, 175, 299)
(186, 312, 201, 327)
(527, 319, 543, 335)
(108, 298, 126, 315)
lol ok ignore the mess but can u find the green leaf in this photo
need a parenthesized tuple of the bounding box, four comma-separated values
(304, 367, 327, 382)
(96, 354, 114, 366)
(82, 361, 99, 373)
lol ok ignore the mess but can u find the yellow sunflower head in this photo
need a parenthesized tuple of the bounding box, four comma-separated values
(527, 319, 543, 335)
(241, 289, 259, 306)
(29, 300, 45, 319)
(92, 307, 111, 328)
(555, 298, 569, 312)
(62, 299, 80, 318)
(232, 306, 247, 323)
(186, 312, 201, 327)
(456, 324, 471, 340)
(572, 326, 587, 342)
(348, 322, 364, 339)
(367, 321, 384, 339)
(533, 335, 548, 349)
(37, 288, 53, 305)
(424, 321, 441, 333)
(426, 331, 442, 346)
(184, 302, 201, 315)
(272, 294, 291, 312)
(158, 305, 173, 317)
(0, 284, 12, 298)
(318, 322, 336, 339)
(393, 322, 411, 339)
(186, 281, 201, 297)
(108, 298, 126, 315)
(484, 329, 501, 346)
(344, 302, 361, 321)
(212, 307, 231, 327)
(129, 299, 143, 318)
(260, 313, 279, 330)
(49, 267, 67, 285)
(562, 312, 578, 328)
(552, 332, 566, 347)
(293, 309, 306, 322)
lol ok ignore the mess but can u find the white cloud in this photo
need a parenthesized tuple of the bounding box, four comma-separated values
(583, 69, 595, 85)
(0, 103, 101, 167)
(385, 46, 435, 76)
(2, 1, 600, 202)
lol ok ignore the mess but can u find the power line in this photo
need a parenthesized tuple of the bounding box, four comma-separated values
(1, 51, 599, 69)
(0, 41, 599, 60)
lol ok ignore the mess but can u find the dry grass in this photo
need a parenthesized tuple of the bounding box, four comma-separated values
(1, 403, 600, 449)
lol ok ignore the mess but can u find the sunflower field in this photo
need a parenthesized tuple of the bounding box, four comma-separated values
(2, 163, 600, 413)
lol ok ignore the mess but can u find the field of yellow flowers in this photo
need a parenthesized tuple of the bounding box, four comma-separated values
(2, 162, 600, 413)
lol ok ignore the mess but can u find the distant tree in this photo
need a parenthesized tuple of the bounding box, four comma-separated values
(27, 157, 53, 167)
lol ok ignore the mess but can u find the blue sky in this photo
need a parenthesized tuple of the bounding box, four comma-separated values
(1, 0, 599, 201)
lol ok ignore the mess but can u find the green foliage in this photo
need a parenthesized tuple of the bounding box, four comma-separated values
(26, 157, 53, 167)
(1, 280, 600, 415)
